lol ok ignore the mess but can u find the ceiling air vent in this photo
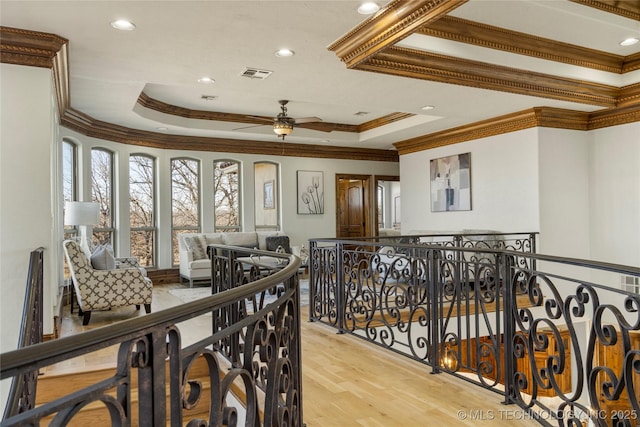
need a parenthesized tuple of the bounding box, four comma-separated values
(240, 67, 273, 80)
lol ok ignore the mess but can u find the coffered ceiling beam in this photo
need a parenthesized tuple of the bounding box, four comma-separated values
(328, 0, 467, 69)
(569, 0, 640, 21)
(417, 16, 629, 73)
(360, 46, 619, 107)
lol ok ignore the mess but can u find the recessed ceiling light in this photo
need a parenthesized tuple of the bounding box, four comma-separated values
(358, 2, 380, 14)
(110, 19, 136, 31)
(156, 127, 168, 131)
(421, 105, 435, 111)
(197, 77, 215, 84)
(275, 48, 295, 58)
(620, 37, 639, 46)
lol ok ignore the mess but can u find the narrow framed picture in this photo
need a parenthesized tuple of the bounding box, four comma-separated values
(297, 171, 324, 214)
(430, 153, 471, 212)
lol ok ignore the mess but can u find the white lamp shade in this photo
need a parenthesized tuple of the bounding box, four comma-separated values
(64, 201, 99, 226)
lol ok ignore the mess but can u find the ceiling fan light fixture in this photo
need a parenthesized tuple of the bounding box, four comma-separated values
(273, 121, 293, 139)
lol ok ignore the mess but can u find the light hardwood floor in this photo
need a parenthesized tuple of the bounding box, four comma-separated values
(52, 283, 538, 426)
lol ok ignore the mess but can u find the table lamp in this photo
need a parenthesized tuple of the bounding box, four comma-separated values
(64, 201, 99, 256)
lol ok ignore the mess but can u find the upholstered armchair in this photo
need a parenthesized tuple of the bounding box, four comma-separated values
(63, 240, 153, 325)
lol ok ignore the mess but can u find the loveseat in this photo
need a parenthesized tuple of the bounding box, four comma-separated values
(178, 231, 289, 287)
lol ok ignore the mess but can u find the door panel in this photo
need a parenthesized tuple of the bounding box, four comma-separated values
(337, 177, 367, 239)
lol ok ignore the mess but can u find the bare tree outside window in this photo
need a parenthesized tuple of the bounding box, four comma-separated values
(91, 148, 114, 247)
(62, 140, 77, 240)
(130, 155, 155, 267)
(214, 160, 240, 232)
(171, 158, 200, 264)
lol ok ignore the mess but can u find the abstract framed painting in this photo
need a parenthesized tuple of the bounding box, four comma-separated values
(430, 153, 471, 212)
(297, 170, 324, 214)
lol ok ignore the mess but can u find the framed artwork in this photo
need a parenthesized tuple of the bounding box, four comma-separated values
(297, 170, 324, 214)
(263, 180, 274, 209)
(430, 153, 471, 212)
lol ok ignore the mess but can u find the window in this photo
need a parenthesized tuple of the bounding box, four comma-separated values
(214, 160, 240, 232)
(171, 158, 200, 264)
(254, 162, 279, 231)
(62, 140, 77, 240)
(377, 184, 384, 228)
(130, 154, 156, 267)
(91, 148, 115, 246)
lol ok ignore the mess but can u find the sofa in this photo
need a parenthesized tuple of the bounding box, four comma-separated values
(178, 231, 290, 287)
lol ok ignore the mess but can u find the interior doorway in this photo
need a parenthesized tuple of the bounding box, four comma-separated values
(336, 174, 372, 239)
(374, 175, 400, 235)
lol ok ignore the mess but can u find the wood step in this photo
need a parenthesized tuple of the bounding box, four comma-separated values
(35, 354, 222, 426)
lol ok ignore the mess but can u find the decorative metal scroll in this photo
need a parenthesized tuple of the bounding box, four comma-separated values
(308, 233, 640, 427)
(0, 245, 302, 427)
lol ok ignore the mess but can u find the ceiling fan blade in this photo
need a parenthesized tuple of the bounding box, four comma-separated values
(232, 123, 267, 131)
(294, 116, 323, 124)
(245, 115, 275, 123)
(296, 122, 335, 132)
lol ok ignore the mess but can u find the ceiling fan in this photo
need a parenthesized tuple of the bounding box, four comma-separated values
(235, 100, 325, 140)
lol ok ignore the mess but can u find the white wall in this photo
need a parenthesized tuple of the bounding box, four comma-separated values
(399, 124, 639, 269)
(537, 128, 591, 259)
(589, 122, 640, 267)
(61, 128, 399, 268)
(400, 128, 540, 234)
(1, 63, 57, 406)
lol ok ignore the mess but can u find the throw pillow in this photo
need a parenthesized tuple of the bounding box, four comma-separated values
(185, 236, 208, 260)
(266, 235, 290, 254)
(91, 244, 116, 270)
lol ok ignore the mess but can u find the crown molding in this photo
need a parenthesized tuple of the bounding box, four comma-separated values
(137, 92, 415, 133)
(328, 0, 468, 68)
(588, 104, 640, 129)
(0, 26, 70, 117)
(569, 0, 640, 21)
(393, 105, 640, 154)
(137, 92, 361, 133)
(0, 26, 68, 68)
(60, 107, 399, 162)
(362, 46, 619, 107)
(417, 16, 625, 73)
(394, 109, 542, 154)
(3, 25, 637, 162)
(623, 52, 640, 73)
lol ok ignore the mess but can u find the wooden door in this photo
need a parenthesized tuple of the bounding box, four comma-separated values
(336, 175, 370, 239)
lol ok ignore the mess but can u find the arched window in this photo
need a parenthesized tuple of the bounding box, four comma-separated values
(91, 148, 115, 246)
(171, 158, 200, 265)
(254, 161, 279, 231)
(214, 160, 241, 232)
(62, 140, 78, 240)
(130, 154, 156, 267)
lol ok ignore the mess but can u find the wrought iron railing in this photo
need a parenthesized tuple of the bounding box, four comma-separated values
(2, 247, 44, 420)
(308, 233, 640, 427)
(0, 245, 302, 426)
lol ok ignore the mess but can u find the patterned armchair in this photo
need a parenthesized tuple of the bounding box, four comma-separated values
(63, 240, 153, 325)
